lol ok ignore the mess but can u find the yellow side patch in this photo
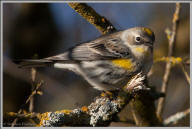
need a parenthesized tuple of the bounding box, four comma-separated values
(144, 28, 153, 36)
(112, 59, 134, 70)
(135, 47, 145, 53)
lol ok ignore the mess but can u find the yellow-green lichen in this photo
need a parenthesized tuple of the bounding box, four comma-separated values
(38, 112, 50, 126)
(55, 110, 72, 115)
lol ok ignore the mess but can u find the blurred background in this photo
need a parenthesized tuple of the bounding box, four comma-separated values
(3, 3, 190, 126)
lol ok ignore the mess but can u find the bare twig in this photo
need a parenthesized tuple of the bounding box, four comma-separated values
(68, 3, 116, 34)
(6, 112, 41, 120)
(29, 68, 36, 112)
(25, 80, 44, 105)
(11, 110, 22, 127)
(179, 63, 190, 85)
(163, 108, 190, 126)
(156, 3, 181, 119)
(154, 56, 190, 85)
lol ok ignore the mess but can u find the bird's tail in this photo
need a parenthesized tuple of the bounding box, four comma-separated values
(13, 59, 54, 68)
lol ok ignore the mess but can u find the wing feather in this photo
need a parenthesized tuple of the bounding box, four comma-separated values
(45, 37, 132, 62)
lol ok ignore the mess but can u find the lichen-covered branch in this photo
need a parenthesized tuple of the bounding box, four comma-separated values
(68, 3, 116, 34)
(5, 112, 40, 119)
(156, 3, 181, 119)
(6, 73, 156, 127)
(38, 93, 131, 127)
(37, 72, 154, 127)
(5, 81, 132, 127)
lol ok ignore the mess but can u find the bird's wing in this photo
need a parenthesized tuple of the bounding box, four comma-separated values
(46, 37, 132, 61)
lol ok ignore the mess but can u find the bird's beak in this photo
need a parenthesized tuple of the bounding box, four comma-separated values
(144, 42, 153, 49)
(144, 42, 153, 46)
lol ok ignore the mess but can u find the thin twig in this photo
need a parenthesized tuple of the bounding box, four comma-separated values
(29, 67, 37, 112)
(163, 108, 190, 126)
(11, 110, 22, 127)
(25, 80, 44, 104)
(156, 3, 181, 119)
(154, 56, 190, 85)
(179, 63, 190, 85)
(11, 80, 44, 127)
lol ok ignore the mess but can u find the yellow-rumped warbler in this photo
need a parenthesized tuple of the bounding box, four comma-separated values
(15, 27, 155, 91)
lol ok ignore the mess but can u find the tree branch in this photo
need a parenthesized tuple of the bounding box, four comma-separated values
(6, 73, 153, 127)
(156, 3, 181, 119)
(68, 3, 116, 34)
(38, 92, 131, 126)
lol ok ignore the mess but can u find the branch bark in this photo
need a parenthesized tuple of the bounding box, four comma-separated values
(38, 91, 132, 127)
(68, 3, 116, 34)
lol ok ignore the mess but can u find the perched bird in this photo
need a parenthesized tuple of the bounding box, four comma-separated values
(14, 27, 155, 91)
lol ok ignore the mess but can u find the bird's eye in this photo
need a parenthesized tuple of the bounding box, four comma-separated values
(135, 37, 141, 42)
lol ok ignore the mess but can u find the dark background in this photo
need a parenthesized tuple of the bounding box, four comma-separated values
(3, 3, 190, 126)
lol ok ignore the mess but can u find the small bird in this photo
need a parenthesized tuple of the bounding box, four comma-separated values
(14, 27, 155, 91)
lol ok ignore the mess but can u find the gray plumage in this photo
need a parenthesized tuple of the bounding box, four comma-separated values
(14, 27, 155, 91)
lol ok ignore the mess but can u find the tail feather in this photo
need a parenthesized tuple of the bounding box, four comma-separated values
(13, 59, 54, 68)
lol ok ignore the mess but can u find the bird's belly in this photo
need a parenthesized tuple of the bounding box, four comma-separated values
(54, 60, 140, 91)
(79, 60, 137, 91)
